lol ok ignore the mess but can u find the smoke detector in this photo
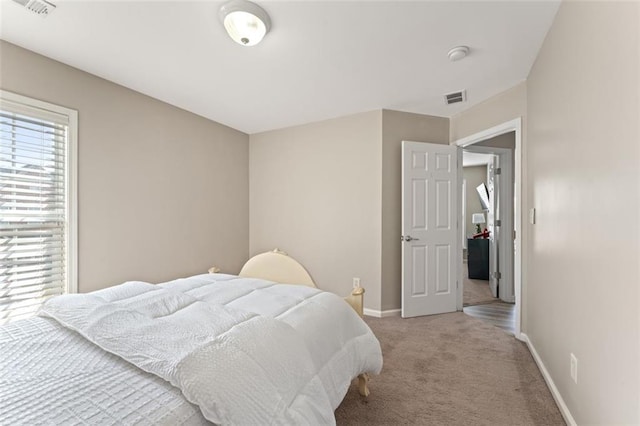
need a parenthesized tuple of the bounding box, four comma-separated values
(11, 0, 56, 16)
(445, 90, 467, 105)
(448, 46, 469, 62)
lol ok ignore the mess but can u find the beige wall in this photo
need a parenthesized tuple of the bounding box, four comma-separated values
(250, 109, 448, 312)
(0, 41, 250, 292)
(450, 82, 526, 142)
(526, 1, 639, 423)
(381, 110, 449, 311)
(249, 111, 383, 309)
(476, 132, 515, 151)
(477, 132, 516, 188)
(463, 166, 487, 238)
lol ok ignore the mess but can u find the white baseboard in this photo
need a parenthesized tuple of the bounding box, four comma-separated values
(501, 295, 516, 303)
(363, 308, 401, 318)
(520, 333, 577, 426)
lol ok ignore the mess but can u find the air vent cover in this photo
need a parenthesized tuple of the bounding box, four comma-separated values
(445, 90, 467, 105)
(12, 0, 56, 16)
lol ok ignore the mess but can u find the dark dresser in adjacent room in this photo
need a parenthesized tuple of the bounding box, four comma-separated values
(467, 238, 489, 280)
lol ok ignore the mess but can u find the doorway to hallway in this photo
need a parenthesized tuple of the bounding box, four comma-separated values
(457, 125, 519, 336)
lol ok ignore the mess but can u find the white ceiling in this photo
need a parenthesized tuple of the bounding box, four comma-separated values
(0, 0, 560, 134)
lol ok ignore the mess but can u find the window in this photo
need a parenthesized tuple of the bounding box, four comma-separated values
(0, 91, 77, 324)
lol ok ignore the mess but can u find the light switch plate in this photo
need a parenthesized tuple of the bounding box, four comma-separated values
(529, 208, 536, 224)
(570, 353, 578, 384)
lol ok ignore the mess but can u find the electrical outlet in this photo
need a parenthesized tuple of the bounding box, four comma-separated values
(570, 353, 578, 384)
(353, 277, 360, 288)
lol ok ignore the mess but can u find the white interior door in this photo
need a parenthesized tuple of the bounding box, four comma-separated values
(487, 156, 499, 298)
(401, 141, 458, 318)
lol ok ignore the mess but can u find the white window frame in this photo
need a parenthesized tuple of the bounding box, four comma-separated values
(0, 90, 78, 296)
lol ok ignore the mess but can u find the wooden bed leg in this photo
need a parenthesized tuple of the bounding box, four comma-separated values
(344, 286, 365, 318)
(358, 373, 370, 397)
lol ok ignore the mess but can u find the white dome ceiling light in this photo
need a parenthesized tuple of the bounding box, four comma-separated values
(447, 46, 469, 62)
(219, 0, 271, 47)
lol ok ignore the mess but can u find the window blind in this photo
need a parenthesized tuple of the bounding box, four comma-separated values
(0, 98, 72, 324)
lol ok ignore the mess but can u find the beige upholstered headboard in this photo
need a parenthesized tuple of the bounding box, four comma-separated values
(238, 248, 316, 287)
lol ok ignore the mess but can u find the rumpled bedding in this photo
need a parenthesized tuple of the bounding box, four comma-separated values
(37, 273, 383, 425)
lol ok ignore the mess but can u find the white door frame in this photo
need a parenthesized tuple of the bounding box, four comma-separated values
(464, 145, 514, 303)
(461, 179, 467, 250)
(454, 118, 523, 340)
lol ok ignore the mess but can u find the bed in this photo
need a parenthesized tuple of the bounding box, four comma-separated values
(0, 249, 383, 425)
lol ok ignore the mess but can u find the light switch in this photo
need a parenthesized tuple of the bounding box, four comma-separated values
(529, 208, 536, 225)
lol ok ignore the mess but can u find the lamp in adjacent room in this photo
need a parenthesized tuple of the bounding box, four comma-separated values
(472, 213, 485, 234)
(219, 0, 271, 46)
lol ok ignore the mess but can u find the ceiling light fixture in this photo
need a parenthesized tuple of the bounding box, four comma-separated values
(447, 46, 469, 62)
(219, 0, 271, 47)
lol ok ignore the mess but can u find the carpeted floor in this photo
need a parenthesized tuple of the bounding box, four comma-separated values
(463, 264, 499, 306)
(335, 313, 565, 425)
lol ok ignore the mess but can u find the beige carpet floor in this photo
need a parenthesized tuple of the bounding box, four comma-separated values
(463, 265, 499, 307)
(335, 314, 565, 425)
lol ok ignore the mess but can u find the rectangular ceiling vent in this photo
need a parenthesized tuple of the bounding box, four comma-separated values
(445, 90, 467, 105)
(12, 0, 56, 16)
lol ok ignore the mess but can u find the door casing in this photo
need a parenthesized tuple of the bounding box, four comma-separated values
(455, 118, 523, 341)
(464, 145, 514, 303)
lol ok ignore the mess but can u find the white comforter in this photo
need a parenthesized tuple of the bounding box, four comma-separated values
(35, 273, 382, 425)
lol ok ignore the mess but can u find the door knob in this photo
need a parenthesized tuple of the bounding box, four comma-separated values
(402, 235, 419, 242)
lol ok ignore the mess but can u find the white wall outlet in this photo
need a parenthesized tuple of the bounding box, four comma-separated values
(529, 208, 536, 224)
(570, 353, 578, 384)
(353, 277, 360, 288)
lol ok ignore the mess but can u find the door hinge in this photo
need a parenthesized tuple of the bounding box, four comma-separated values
(495, 168, 502, 175)
(495, 219, 501, 227)
(493, 271, 502, 279)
